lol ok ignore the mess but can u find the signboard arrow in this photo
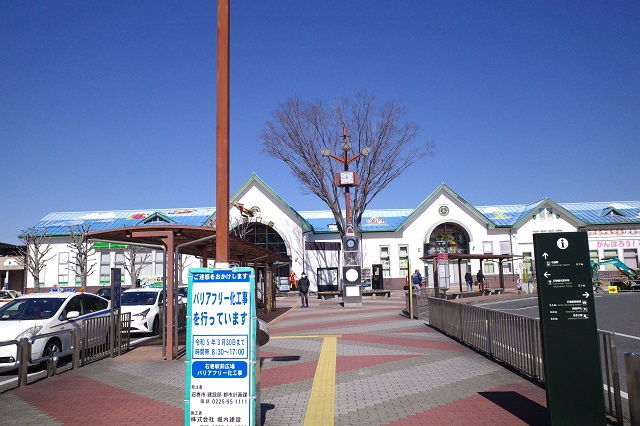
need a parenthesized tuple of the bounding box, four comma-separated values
(542, 252, 549, 259)
(583, 292, 589, 298)
(544, 272, 551, 278)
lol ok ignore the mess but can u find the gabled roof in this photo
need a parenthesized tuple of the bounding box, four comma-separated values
(560, 201, 640, 225)
(24, 208, 216, 237)
(230, 173, 313, 232)
(477, 198, 586, 228)
(396, 183, 493, 232)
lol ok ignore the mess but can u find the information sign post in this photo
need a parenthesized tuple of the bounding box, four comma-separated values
(185, 267, 260, 426)
(533, 232, 605, 425)
(110, 268, 121, 358)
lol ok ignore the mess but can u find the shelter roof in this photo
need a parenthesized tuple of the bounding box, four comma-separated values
(87, 225, 289, 264)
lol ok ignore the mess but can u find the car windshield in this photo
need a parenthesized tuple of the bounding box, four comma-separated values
(121, 291, 159, 306)
(178, 287, 188, 298)
(0, 298, 65, 320)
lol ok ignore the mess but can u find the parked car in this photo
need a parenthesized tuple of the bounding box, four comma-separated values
(0, 292, 110, 369)
(0, 290, 21, 307)
(177, 286, 188, 301)
(96, 287, 111, 300)
(119, 288, 185, 335)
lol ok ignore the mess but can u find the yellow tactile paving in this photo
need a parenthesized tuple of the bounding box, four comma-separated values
(303, 335, 337, 426)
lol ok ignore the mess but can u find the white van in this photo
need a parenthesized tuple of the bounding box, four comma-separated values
(0, 292, 110, 368)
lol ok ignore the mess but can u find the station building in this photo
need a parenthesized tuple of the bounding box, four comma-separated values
(18, 174, 640, 294)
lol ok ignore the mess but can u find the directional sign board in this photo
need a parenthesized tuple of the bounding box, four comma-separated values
(185, 268, 258, 426)
(533, 232, 605, 425)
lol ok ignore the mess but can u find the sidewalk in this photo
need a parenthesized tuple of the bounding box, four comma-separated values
(0, 291, 549, 425)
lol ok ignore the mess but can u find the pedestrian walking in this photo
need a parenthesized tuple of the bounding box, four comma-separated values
(464, 270, 473, 292)
(477, 269, 485, 293)
(298, 272, 310, 308)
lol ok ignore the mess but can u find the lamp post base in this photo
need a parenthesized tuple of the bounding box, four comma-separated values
(342, 283, 363, 308)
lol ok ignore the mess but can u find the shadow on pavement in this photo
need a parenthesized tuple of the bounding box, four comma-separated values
(478, 391, 549, 426)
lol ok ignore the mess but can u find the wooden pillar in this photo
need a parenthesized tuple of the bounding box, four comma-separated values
(201, 246, 209, 268)
(215, 0, 230, 264)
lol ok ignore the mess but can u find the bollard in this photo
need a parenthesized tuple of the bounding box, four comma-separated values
(18, 338, 29, 387)
(255, 319, 270, 426)
(626, 352, 640, 426)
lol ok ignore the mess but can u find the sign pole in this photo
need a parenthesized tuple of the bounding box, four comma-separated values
(533, 232, 605, 425)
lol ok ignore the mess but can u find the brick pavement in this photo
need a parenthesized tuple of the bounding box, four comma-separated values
(0, 291, 549, 425)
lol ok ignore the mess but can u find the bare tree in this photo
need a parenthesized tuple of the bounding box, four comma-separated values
(18, 227, 54, 292)
(67, 224, 96, 290)
(121, 245, 151, 288)
(260, 92, 434, 236)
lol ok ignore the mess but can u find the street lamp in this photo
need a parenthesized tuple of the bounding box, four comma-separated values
(322, 125, 370, 235)
(322, 126, 370, 306)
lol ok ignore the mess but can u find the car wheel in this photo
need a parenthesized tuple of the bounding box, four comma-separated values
(43, 339, 62, 359)
(39, 338, 62, 371)
(152, 316, 160, 335)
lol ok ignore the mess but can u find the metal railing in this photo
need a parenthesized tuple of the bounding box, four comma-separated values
(0, 312, 131, 392)
(427, 297, 626, 424)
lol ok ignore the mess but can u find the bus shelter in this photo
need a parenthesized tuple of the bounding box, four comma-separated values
(420, 253, 521, 295)
(88, 225, 289, 360)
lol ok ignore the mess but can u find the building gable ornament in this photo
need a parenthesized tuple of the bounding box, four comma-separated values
(438, 205, 449, 216)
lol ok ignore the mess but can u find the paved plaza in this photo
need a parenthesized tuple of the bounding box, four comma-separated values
(0, 291, 549, 425)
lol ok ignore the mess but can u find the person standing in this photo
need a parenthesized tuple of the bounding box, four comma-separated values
(477, 269, 485, 293)
(465, 270, 473, 292)
(298, 272, 310, 308)
(411, 269, 422, 290)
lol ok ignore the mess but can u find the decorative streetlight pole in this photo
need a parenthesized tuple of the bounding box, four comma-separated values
(322, 126, 370, 307)
(321, 126, 370, 234)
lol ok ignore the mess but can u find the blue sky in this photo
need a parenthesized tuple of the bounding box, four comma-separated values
(2, 1, 639, 245)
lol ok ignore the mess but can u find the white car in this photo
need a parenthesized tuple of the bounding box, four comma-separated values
(120, 288, 185, 334)
(0, 292, 110, 368)
(0, 290, 21, 307)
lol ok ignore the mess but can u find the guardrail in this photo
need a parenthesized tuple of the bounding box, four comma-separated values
(427, 297, 627, 424)
(0, 312, 131, 392)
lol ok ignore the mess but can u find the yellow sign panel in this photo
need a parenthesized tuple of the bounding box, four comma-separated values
(608, 286, 618, 294)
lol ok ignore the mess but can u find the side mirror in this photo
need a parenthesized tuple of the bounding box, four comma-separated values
(66, 310, 80, 320)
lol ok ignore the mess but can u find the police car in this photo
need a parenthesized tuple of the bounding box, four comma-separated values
(0, 292, 110, 368)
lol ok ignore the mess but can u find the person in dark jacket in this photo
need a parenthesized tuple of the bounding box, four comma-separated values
(477, 270, 485, 292)
(464, 270, 473, 292)
(298, 272, 310, 308)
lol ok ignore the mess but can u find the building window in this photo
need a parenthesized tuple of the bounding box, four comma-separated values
(399, 245, 408, 277)
(154, 250, 164, 277)
(537, 208, 554, 221)
(427, 223, 468, 254)
(499, 241, 510, 255)
(623, 249, 638, 270)
(502, 261, 512, 273)
(602, 250, 618, 271)
(58, 252, 69, 285)
(99, 252, 111, 284)
(380, 246, 390, 277)
(138, 250, 153, 277)
(115, 251, 125, 281)
(482, 241, 493, 254)
(484, 262, 495, 274)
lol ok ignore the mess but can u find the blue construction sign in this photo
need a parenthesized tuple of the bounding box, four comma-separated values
(184, 268, 258, 426)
